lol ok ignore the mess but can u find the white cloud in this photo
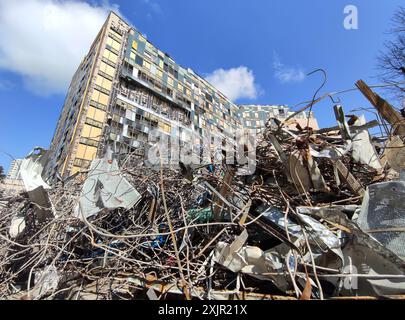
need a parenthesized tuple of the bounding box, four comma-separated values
(0, 0, 119, 95)
(273, 53, 306, 83)
(205, 66, 259, 101)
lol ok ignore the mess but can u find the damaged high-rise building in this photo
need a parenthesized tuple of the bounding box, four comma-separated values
(239, 105, 318, 131)
(44, 11, 316, 181)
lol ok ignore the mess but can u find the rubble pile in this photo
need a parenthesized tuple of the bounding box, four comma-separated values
(0, 80, 405, 300)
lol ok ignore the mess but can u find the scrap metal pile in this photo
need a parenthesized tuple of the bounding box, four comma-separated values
(0, 80, 405, 300)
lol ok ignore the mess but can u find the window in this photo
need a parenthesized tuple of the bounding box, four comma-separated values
(103, 49, 118, 64)
(106, 36, 120, 51)
(144, 50, 152, 60)
(167, 76, 174, 87)
(158, 121, 171, 133)
(99, 61, 115, 77)
(135, 55, 143, 66)
(95, 75, 112, 91)
(76, 144, 86, 159)
(82, 124, 102, 140)
(164, 123, 171, 133)
(87, 106, 106, 122)
(146, 42, 154, 52)
(143, 60, 151, 70)
(130, 50, 136, 61)
(75, 144, 97, 161)
(132, 40, 138, 50)
(91, 89, 109, 106)
(109, 29, 122, 40)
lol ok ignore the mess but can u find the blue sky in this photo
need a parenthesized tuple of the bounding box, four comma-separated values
(0, 0, 403, 171)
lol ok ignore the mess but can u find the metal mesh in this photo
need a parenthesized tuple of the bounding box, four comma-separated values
(357, 180, 405, 260)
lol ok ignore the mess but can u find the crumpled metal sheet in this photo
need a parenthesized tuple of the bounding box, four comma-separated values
(212, 206, 344, 294)
(310, 142, 352, 160)
(297, 205, 405, 296)
(212, 230, 290, 291)
(19, 147, 54, 221)
(74, 148, 141, 220)
(357, 177, 405, 261)
(258, 205, 343, 262)
(20, 147, 51, 192)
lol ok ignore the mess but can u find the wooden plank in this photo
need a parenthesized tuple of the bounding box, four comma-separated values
(335, 160, 365, 196)
(315, 120, 379, 134)
(355, 80, 405, 136)
(213, 167, 235, 221)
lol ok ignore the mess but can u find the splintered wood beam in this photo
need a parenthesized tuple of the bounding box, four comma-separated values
(335, 160, 365, 196)
(355, 80, 405, 136)
(213, 167, 235, 221)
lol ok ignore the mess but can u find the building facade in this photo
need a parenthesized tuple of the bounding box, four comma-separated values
(240, 105, 319, 131)
(6, 159, 23, 180)
(44, 12, 318, 181)
(1, 159, 24, 195)
(44, 12, 243, 181)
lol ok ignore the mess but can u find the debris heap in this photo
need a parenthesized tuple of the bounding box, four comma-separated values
(0, 80, 405, 300)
